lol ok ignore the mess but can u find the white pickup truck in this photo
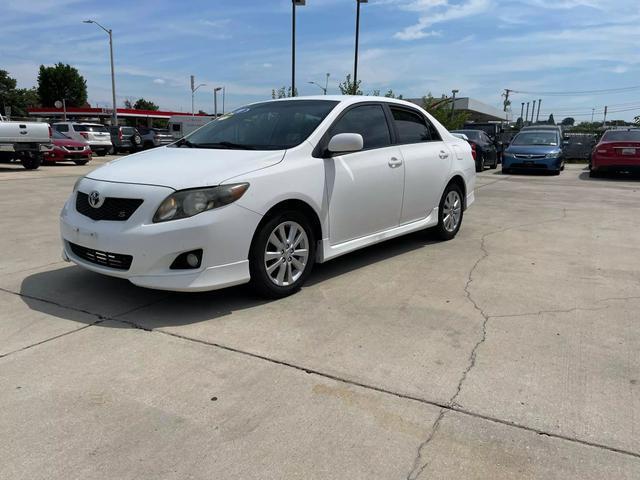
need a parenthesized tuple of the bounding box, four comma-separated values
(0, 115, 53, 169)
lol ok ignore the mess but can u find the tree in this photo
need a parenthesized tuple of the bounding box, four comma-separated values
(421, 93, 468, 130)
(0, 70, 40, 117)
(338, 74, 362, 95)
(271, 86, 297, 99)
(133, 98, 159, 111)
(547, 114, 555, 125)
(561, 117, 575, 126)
(37, 63, 87, 107)
(384, 89, 403, 99)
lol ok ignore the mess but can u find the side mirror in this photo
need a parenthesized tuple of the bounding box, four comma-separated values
(327, 133, 363, 155)
(562, 140, 570, 146)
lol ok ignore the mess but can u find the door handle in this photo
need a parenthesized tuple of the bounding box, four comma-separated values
(439, 150, 449, 159)
(388, 157, 403, 168)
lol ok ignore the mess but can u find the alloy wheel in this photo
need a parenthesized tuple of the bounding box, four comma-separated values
(264, 221, 309, 287)
(442, 190, 462, 233)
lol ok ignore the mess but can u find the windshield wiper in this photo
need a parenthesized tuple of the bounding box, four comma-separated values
(196, 141, 255, 150)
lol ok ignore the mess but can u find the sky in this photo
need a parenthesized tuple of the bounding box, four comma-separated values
(2, 0, 640, 122)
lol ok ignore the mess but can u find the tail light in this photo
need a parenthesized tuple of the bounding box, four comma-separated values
(118, 129, 123, 141)
(470, 142, 477, 160)
(48, 125, 52, 138)
(79, 132, 89, 139)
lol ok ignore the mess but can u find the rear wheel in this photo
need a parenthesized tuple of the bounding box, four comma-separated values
(475, 153, 485, 172)
(97, 150, 107, 157)
(433, 183, 464, 241)
(21, 152, 41, 170)
(249, 211, 316, 298)
(490, 155, 498, 169)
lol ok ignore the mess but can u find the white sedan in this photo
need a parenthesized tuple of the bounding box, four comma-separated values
(60, 96, 476, 297)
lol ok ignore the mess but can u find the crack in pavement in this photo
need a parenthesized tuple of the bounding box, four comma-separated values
(2, 285, 640, 463)
(406, 208, 573, 479)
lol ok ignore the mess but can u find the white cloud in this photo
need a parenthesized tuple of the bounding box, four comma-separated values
(262, 63, 273, 68)
(393, 0, 490, 41)
(153, 78, 166, 85)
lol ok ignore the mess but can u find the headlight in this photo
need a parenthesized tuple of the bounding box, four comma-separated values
(545, 151, 561, 158)
(153, 183, 249, 223)
(73, 177, 84, 192)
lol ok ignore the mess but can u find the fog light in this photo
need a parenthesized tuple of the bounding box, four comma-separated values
(186, 253, 199, 267)
(170, 249, 203, 270)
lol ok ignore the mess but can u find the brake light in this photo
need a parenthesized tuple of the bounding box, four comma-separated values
(470, 142, 477, 160)
(79, 132, 89, 139)
(118, 129, 123, 141)
(48, 125, 52, 138)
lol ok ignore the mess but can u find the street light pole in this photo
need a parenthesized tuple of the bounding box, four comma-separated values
(353, 0, 368, 93)
(450, 89, 459, 121)
(190, 75, 205, 116)
(291, 1, 306, 97)
(222, 86, 226, 114)
(214, 87, 223, 117)
(308, 74, 330, 95)
(531, 100, 537, 124)
(83, 20, 117, 125)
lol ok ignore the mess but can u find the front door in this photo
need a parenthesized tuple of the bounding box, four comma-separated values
(324, 104, 405, 245)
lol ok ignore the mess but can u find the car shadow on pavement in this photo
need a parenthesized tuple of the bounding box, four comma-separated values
(19, 229, 438, 328)
(578, 171, 640, 182)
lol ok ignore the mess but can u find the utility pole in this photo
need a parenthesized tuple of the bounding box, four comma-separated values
(502, 88, 511, 113)
(291, 0, 306, 97)
(536, 98, 542, 123)
(591, 108, 595, 123)
(520, 103, 525, 123)
(602, 105, 608, 127)
(525, 102, 530, 126)
(214, 87, 223, 117)
(531, 100, 537, 124)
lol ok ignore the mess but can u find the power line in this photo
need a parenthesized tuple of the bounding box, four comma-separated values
(509, 85, 640, 96)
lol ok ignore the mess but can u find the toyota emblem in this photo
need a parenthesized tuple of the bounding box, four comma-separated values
(88, 191, 104, 209)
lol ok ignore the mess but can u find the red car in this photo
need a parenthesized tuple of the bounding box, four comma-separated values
(44, 130, 92, 165)
(590, 128, 640, 177)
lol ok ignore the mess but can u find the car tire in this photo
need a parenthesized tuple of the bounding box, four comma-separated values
(74, 160, 89, 165)
(552, 169, 561, 176)
(97, 150, 107, 157)
(21, 153, 41, 170)
(249, 210, 316, 298)
(502, 167, 510, 174)
(490, 156, 498, 169)
(433, 183, 464, 241)
(589, 169, 601, 178)
(475, 153, 485, 173)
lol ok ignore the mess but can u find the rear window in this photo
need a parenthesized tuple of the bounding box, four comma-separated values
(121, 127, 135, 135)
(452, 130, 481, 141)
(75, 124, 108, 133)
(54, 124, 69, 132)
(601, 130, 640, 142)
(330, 104, 391, 150)
(391, 108, 433, 143)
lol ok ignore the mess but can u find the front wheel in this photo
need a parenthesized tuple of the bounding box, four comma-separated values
(475, 153, 485, 173)
(433, 183, 464, 241)
(490, 155, 498, 169)
(249, 211, 316, 298)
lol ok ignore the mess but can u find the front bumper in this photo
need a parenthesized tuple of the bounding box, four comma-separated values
(45, 148, 91, 162)
(503, 155, 562, 171)
(60, 178, 262, 292)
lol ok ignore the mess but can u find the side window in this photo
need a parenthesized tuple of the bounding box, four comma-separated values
(391, 108, 432, 144)
(330, 104, 391, 150)
(56, 124, 69, 132)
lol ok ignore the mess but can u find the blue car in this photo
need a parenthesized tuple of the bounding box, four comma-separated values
(502, 129, 565, 175)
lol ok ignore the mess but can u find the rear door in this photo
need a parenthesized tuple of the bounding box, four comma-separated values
(388, 105, 451, 224)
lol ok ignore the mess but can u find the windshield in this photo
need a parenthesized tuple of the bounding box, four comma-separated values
(601, 130, 640, 142)
(52, 130, 70, 140)
(177, 100, 339, 150)
(512, 131, 559, 146)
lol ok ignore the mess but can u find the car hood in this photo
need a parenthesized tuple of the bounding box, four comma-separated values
(506, 145, 560, 155)
(86, 146, 286, 190)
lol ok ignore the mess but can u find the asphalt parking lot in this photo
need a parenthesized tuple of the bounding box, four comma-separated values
(1, 157, 639, 479)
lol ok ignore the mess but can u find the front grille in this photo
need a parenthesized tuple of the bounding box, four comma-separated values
(76, 192, 143, 221)
(64, 146, 85, 152)
(514, 154, 545, 159)
(69, 242, 133, 270)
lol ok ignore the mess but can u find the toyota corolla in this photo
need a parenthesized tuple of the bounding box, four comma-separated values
(60, 96, 476, 297)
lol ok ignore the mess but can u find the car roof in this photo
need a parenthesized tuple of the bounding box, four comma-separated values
(258, 95, 424, 110)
